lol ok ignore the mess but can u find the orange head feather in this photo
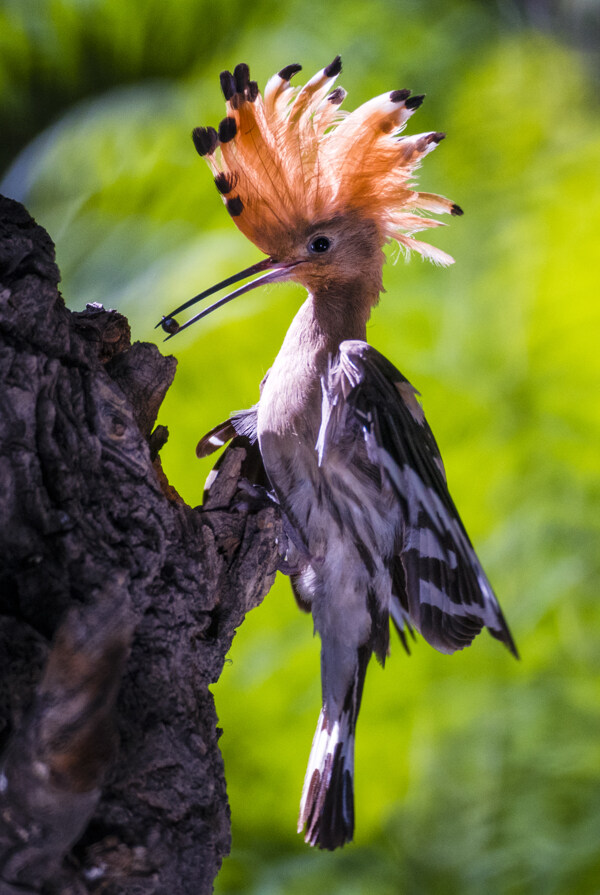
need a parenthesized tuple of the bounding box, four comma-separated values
(192, 56, 462, 267)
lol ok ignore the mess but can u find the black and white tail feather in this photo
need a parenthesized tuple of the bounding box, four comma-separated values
(198, 338, 517, 851)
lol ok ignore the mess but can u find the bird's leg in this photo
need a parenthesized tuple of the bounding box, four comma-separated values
(277, 512, 313, 576)
(233, 477, 277, 509)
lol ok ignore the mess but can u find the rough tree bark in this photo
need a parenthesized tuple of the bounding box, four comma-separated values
(0, 196, 282, 893)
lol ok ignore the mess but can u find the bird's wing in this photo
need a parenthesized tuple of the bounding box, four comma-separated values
(319, 339, 517, 657)
(196, 405, 260, 457)
(196, 365, 271, 458)
(196, 404, 270, 502)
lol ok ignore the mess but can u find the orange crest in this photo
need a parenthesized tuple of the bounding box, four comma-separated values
(193, 57, 462, 265)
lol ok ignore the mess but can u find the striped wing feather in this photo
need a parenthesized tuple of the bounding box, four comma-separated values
(326, 340, 517, 658)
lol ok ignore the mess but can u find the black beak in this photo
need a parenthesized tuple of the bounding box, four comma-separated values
(156, 257, 300, 340)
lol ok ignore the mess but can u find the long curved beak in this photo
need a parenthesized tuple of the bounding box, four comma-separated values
(157, 257, 300, 340)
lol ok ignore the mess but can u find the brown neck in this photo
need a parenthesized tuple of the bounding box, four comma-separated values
(311, 285, 374, 349)
(258, 283, 378, 440)
(289, 280, 378, 354)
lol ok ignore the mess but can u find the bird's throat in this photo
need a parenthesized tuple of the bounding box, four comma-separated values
(257, 288, 375, 442)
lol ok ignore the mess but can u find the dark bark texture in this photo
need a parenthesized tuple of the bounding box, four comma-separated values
(0, 196, 282, 893)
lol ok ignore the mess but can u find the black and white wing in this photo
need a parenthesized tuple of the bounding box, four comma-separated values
(196, 404, 260, 458)
(320, 339, 517, 658)
(196, 368, 274, 498)
(196, 404, 270, 499)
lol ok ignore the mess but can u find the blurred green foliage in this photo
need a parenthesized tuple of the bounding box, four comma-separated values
(2, 1, 599, 892)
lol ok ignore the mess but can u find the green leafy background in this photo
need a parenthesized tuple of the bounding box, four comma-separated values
(2, 1, 599, 892)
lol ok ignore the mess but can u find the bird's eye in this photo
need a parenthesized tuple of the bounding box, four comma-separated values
(308, 236, 331, 254)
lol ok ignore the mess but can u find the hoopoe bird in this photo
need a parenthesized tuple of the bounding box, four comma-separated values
(159, 57, 517, 850)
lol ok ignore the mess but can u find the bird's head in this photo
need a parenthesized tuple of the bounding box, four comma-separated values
(160, 57, 462, 337)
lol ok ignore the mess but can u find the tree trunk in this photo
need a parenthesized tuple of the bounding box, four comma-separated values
(0, 196, 282, 893)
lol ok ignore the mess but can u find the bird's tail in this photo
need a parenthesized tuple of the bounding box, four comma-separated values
(298, 647, 370, 849)
(298, 705, 355, 849)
